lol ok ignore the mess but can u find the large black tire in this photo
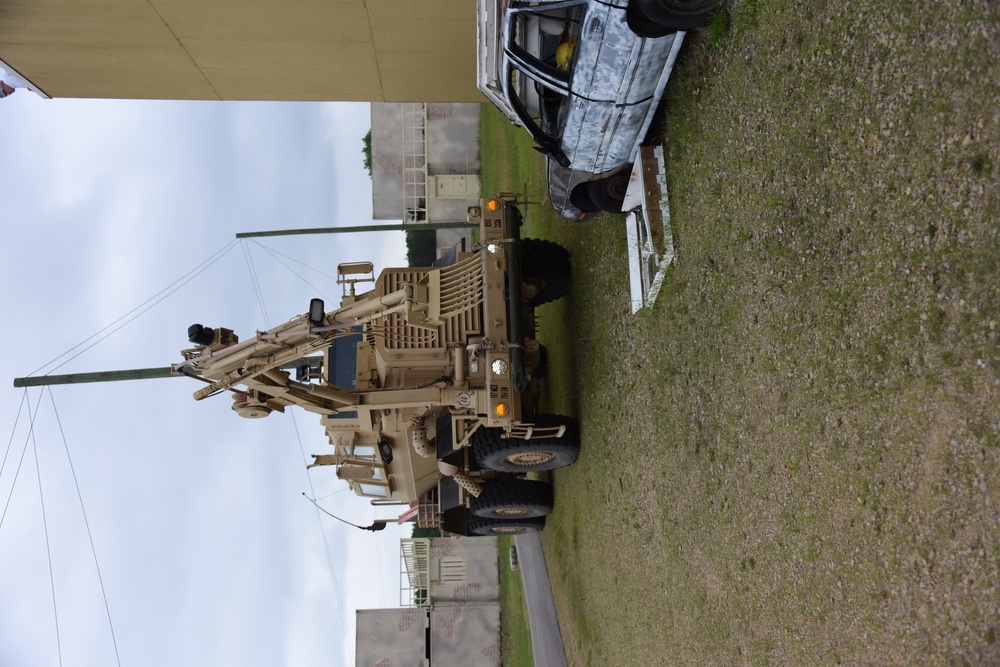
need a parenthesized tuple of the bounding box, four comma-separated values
(521, 238, 571, 306)
(626, 0, 678, 38)
(469, 515, 546, 536)
(533, 344, 549, 381)
(587, 169, 632, 213)
(473, 414, 581, 472)
(628, 0, 724, 31)
(471, 479, 555, 519)
(570, 181, 601, 213)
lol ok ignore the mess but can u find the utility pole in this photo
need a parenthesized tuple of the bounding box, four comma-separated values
(13, 367, 184, 387)
(236, 221, 475, 239)
(12, 357, 321, 388)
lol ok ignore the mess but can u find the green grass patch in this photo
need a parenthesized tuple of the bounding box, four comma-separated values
(497, 536, 533, 667)
(483, 0, 1000, 665)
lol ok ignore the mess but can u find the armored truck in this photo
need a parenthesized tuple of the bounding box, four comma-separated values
(174, 196, 578, 537)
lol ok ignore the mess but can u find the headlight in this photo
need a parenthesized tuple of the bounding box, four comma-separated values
(487, 241, 503, 254)
(491, 358, 509, 375)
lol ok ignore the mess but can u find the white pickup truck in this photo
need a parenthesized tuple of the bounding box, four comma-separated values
(477, 0, 721, 220)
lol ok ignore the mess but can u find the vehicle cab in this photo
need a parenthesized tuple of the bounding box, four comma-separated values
(478, 0, 685, 217)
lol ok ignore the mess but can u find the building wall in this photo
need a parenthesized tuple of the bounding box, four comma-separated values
(356, 537, 501, 667)
(0, 0, 478, 101)
(370, 103, 409, 218)
(428, 534, 499, 603)
(356, 606, 500, 667)
(371, 102, 480, 230)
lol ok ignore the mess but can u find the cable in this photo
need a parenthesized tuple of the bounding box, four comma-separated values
(289, 412, 354, 662)
(25, 239, 240, 379)
(313, 487, 351, 502)
(0, 389, 42, 531)
(250, 239, 341, 283)
(301, 493, 388, 532)
(241, 239, 270, 327)
(29, 391, 63, 667)
(0, 389, 27, 483)
(251, 241, 332, 303)
(47, 387, 122, 667)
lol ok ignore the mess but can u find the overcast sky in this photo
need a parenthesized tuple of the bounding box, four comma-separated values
(0, 88, 412, 666)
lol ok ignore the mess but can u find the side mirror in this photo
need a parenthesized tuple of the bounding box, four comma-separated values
(534, 144, 571, 168)
(308, 298, 325, 326)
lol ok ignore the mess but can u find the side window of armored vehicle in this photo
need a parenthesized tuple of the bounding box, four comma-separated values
(346, 444, 389, 497)
(358, 483, 388, 498)
(327, 329, 362, 391)
(506, 4, 583, 143)
(351, 444, 378, 459)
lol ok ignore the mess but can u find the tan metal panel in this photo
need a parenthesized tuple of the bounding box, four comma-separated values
(365, 0, 469, 21)
(0, 0, 478, 100)
(370, 12, 478, 102)
(153, 3, 371, 43)
(379, 56, 479, 103)
(205, 63, 384, 101)
(370, 17, 474, 57)
(1, 44, 217, 100)
(182, 37, 357, 72)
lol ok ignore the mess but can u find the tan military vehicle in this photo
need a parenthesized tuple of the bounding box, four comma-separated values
(174, 196, 578, 536)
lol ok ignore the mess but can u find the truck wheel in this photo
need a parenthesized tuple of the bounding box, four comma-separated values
(521, 239, 571, 306)
(473, 414, 580, 472)
(532, 344, 549, 380)
(570, 181, 600, 213)
(472, 479, 554, 519)
(628, 0, 723, 31)
(587, 169, 631, 213)
(469, 515, 546, 536)
(626, 0, 677, 38)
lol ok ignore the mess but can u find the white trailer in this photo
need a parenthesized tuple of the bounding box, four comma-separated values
(623, 145, 677, 314)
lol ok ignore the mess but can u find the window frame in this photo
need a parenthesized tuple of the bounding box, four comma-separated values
(500, 0, 585, 149)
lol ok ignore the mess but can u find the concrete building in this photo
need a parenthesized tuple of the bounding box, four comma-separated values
(370, 102, 481, 256)
(355, 537, 501, 667)
(0, 0, 478, 101)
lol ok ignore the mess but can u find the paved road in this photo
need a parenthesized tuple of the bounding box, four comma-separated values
(513, 533, 568, 667)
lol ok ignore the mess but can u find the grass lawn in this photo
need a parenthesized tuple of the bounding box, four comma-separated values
(485, 0, 1000, 664)
(496, 535, 534, 667)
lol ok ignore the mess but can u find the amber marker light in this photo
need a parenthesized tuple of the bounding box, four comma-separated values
(494, 403, 509, 417)
(487, 199, 500, 211)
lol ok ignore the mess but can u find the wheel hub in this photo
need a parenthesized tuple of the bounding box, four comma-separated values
(505, 451, 555, 467)
(663, 0, 710, 9)
(496, 507, 531, 517)
(606, 175, 629, 201)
